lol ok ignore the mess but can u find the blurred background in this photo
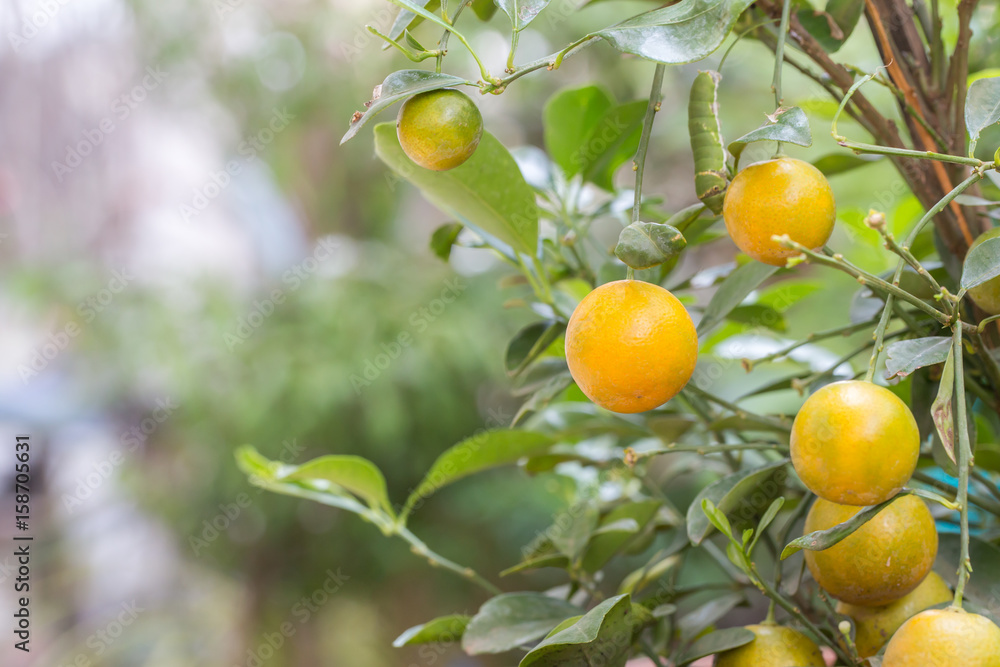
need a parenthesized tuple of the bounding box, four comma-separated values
(0, 0, 997, 665)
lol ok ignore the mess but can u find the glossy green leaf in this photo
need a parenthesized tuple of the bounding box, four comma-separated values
(937, 535, 1000, 625)
(966, 76, 1000, 149)
(931, 346, 957, 465)
(543, 85, 615, 178)
(579, 100, 647, 190)
(430, 222, 463, 261)
(728, 106, 812, 167)
(688, 70, 728, 214)
(374, 123, 539, 255)
(500, 553, 570, 576)
(341, 70, 467, 144)
(697, 262, 779, 335)
(393, 614, 470, 646)
(884, 336, 951, 379)
(462, 593, 583, 654)
(677, 627, 755, 665)
(687, 460, 789, 545)
(383, 0, 439, 51)
(614, 222, 687, 269)
(402, 429, 554, 515)
(812, 152, 880, 176)
(961, 235, 1000, 290)
(519, 595, 633, 667)
(279, 455, 394, 516)
(780, 492, 910, 560)
(506, 321, 565, 376)
(594, 0, 754, 65)
(496, 0, 552, 30)
(796, 0, 865, 53)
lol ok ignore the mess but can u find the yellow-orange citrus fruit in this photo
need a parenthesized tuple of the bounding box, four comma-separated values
(791, 380, 919, 505)
(882, 607, 1000, 666)
(722, 156, 836, 266)
(714, 624, 825, 667)
(837, 571, 952, 657)
(967, 227, 1000, 315)
(804, 495, 937, 607)
(396, 89, 483, 171)
(564, 280, 697, 414)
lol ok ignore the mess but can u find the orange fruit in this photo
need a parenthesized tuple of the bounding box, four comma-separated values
(722, 156, 836, 266)
(396, 89, 483, 171)
(967, 227, 1000, 315)
(803, 495, 937, 607)
(564, 280, 697, 414)
(790, 380, 919, 505)
(837, 571, 952, 657)
(714, 624, 825, 667)
(882, 607, 1000, 666)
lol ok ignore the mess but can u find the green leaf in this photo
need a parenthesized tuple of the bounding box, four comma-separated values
(687, 460, 789, 545)
(462, 593, 583, 654)
(796, 0, 865, 53)
(500, 553, 570, 576)
(725, 303, 786, 332)
(519, 595, 634, 667)
(341, 70, 467, 144)
(728, 106, 813, 167)
(884, 336, 951, 379)
(677, 627, 755, 665)
(579, 101, 647, 190)
(749, 497, 784, 555)
(697, 262, 779, 335)
(961, 234, 1000, 290)
(966, 76, 1000, 150)
(678, 592, 744, 641)
(496, 0, 552, 30)
(429, 222, 463, 261)
(582, 500, 661, 572)
(936, 535, 1000, 625)
(614, 222, 687, 269)
(505, 321, 565, 376)
(701, 498, 734, 540)
(382, 0, 440, 51)
(780, 492, 910, 560)
(550, 501, 599, 563)
(618, 550, 683, 595)
(471, 0, 498, 20)
(593, 0, 755, 65)
(812, 152, 880, 176)
(393, 614, 470, 646)
(543, 85, 615, 178)
(278, 455, 394, 516)
(688, 70, 728, 214)
(402, 429, 554, 516)
(931, 346, 957, 465)
(374, 123, 539, 255)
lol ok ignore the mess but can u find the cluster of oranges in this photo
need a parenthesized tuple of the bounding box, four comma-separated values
(394, 88, 1000, 663)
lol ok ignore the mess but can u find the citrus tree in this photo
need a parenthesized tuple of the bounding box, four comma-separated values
(239, 0, 1000, 664)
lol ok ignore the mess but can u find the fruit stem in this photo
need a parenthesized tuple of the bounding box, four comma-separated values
(506, 28, 519, 73)
(755, 576, 855, 665)
(631, 63, 666, 225)
(952, 321, 973, 609)
(864, 293, 894, 382)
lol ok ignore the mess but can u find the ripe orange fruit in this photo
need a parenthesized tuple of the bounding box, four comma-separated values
(722, 156, 836, 266)
(564, 280, 697, 414)
(396, 89, 483, 171)
(804, 495, 937, 607)
(790, 380, 919, 505)
(882, 607, 1000, 666)
(837, 571, 952, 657)
(714, 624, 825, 667)
(967, 227, 1000, 315)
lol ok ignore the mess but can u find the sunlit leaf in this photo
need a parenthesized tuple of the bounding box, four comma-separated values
(687, 460, 789, 545)
(393, 614, 470, 646)
(519, 595, 633, 667)
(729, 107, 812, 167)
(780, 492, 910, 560)
(615, 222, 687, 269)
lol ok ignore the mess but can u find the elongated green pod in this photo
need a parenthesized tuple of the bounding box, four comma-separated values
(688, 70, 728, 214)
